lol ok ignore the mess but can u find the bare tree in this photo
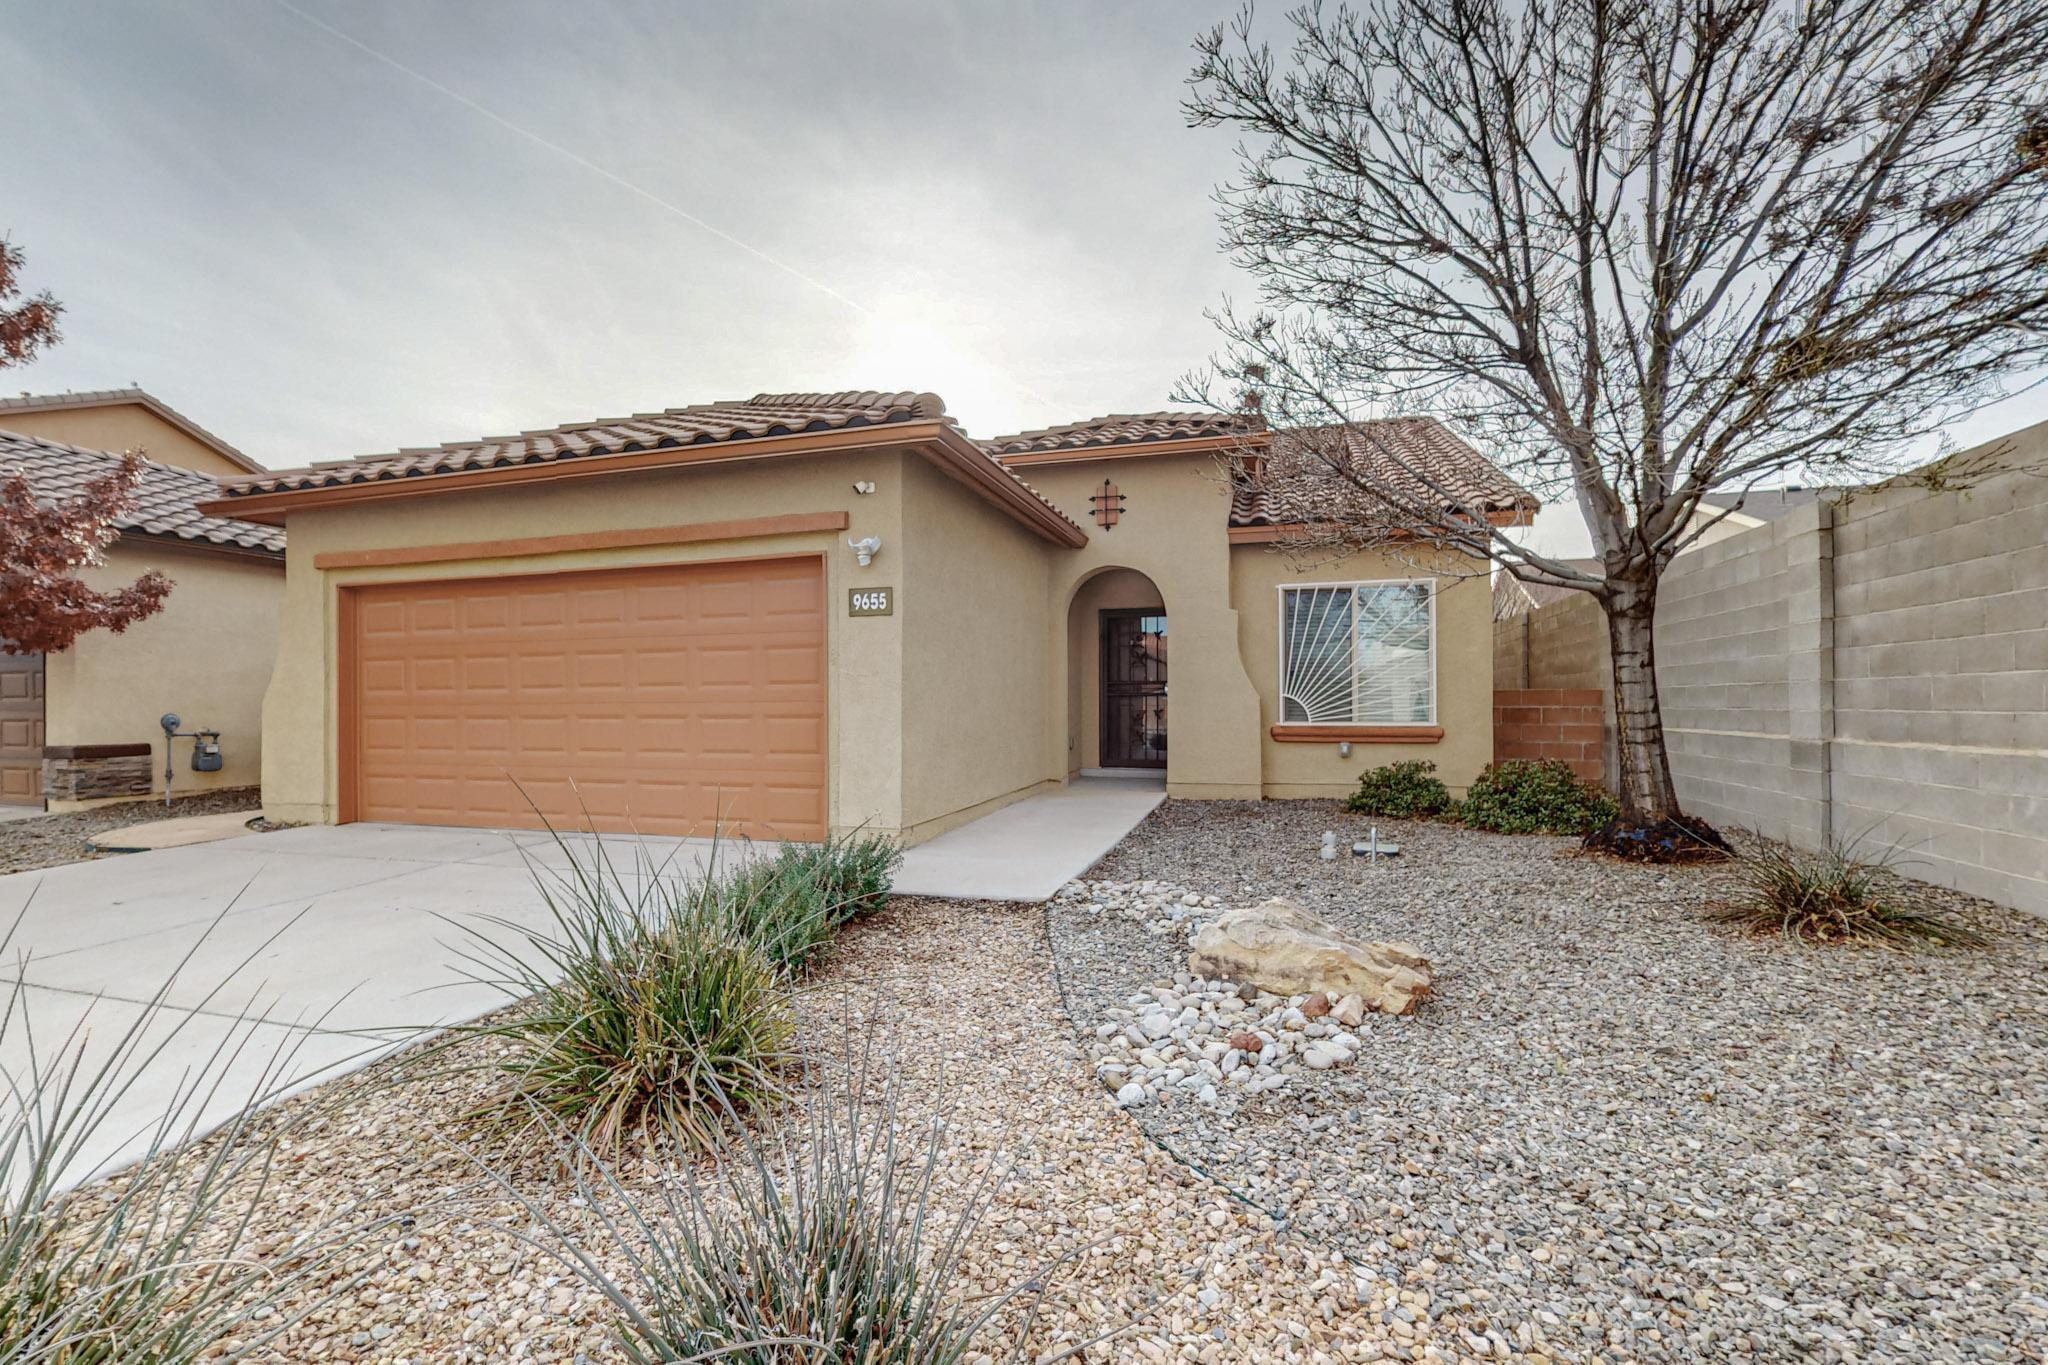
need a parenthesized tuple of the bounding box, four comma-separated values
(1185, 0, 2048, 852)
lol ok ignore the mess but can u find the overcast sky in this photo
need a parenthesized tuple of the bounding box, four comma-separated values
(6, 1, 2045, 560)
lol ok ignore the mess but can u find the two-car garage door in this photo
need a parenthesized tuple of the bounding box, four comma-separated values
(344, 558, 826, 840)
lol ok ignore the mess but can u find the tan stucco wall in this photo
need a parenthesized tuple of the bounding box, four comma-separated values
(897, 459, 1059, 837)
(43, 539, 282, 808)
(0, 404, 250, 477)
(1022, 453, 1265, 799)
(1065, 568, 1166, 771)
(1231, 542, 1496, 798)
(262, 449, 918, 840)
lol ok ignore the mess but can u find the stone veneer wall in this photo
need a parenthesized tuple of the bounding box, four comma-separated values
(43, 744, 154, 801)
(1494, 420, 2048, 917)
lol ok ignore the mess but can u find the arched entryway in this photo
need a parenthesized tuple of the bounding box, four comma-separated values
(1066, 567, 1168, 774)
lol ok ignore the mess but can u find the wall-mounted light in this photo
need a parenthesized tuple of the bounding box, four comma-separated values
(1338, 741, 1353, 758)
(848, 535, 882, 567)
(852, 480, 877, 495)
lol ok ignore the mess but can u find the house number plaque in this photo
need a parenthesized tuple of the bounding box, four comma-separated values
(848, 587, 895, 616)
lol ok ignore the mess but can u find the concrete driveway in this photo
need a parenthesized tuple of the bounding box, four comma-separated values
(0, 823, 725, 1182)
(0, 777, 1163, 1183)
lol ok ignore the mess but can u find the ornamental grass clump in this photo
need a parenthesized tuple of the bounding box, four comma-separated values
(458, 826, 901, 1155)
(1345, 759, 1453, 819)
(1709, 834, 1990, 950)
(1456, 758, 1619, 835)
(492, 1062, 1024, 1365)
(456, 839, 793, 1156)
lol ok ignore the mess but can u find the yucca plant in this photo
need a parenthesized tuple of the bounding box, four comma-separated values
(483, 1056, 1031, 1365)
(0, 914, 370, 1363)
(452, 822, 903, 1157)
(451, 836, 795, 1157)
(1708, 832, 1991, 949)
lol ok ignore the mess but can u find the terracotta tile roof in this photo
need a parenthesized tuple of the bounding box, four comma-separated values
(1229, 418, 1537, 528)
(0, 387, 266, 474)
(220, 390, 950, 497)
(982, 410, 1264, 457)
(0, 428, 284, 555)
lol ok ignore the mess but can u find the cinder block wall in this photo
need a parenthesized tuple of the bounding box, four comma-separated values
(1493, 420, 2048, 917)
(1492, 689, 1605, 783)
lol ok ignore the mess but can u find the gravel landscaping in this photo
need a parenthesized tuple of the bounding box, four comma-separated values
(0, 786, 260, 874)
(98, 893, 1407, 1364)
(1051, 799, 2047, 1363)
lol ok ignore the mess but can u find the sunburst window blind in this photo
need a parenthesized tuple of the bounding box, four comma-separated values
(1278, 581, 1436, 725)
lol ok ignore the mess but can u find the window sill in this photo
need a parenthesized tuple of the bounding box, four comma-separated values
(1269, 724, 1444, 744)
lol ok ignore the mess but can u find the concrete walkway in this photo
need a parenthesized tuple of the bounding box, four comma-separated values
(892, 774, 1165, 901)
(0, 776, 1163, 1181)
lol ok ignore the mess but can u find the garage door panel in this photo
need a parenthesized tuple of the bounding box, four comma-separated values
(349, 559, 826, 840)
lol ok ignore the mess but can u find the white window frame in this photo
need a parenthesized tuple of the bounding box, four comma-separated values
(1274, 579, 1439, 727)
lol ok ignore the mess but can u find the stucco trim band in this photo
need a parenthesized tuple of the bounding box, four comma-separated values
(311, 511, 852, 570)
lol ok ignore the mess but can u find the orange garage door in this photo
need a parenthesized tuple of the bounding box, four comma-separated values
(345, 558, 826, 840)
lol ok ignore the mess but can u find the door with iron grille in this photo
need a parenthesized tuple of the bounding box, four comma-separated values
(1100, 609, 1167, 769)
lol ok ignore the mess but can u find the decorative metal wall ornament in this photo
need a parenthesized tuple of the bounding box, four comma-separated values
(1090, 479, 1126, 529)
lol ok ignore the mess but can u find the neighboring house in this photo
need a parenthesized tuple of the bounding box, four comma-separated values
(0, 388, 267, 479)
(1491, 489, 1826, 622)
(204, 391, 1534, 845)
(1492, 558, 1602, 621)
(0, 423, 283, 811)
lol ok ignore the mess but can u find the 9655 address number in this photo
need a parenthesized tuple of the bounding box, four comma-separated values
(849, 587, 894, 616)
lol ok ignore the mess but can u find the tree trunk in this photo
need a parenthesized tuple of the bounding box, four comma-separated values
(1605, 577, 1683, 823)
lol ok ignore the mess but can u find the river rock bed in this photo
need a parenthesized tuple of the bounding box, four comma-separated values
(1050, 798, 2046, 1364)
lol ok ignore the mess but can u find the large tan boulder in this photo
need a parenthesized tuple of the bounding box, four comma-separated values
(1188, 898, 1432, 1015)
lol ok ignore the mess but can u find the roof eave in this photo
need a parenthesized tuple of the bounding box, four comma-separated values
(920, 428, 1089, 547)
(1227, 506, 1537, 544)
(992, 430, 1272, 468)
(199, 419, 1090, 548)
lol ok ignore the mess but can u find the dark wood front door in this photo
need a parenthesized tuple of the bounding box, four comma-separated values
(1101, 609, 1167, 769)
(0, 652, 44, 808)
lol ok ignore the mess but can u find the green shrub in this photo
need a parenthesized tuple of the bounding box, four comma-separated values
(720, 832, 903, 973)
(1708, 833, 1989, 949)
(1456, 759, 1619, 835)
(496, 1068, 1025, 1365)
(1345, 760, 1453, 818)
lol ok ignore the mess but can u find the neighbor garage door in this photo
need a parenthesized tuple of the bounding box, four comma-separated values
(344, 558, 826, 839)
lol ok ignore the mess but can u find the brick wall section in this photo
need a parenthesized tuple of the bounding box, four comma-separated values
(1492, 688, 1605, 783)
(1492, 417, 2048, 917)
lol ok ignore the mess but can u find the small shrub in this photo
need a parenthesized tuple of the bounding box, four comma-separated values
(1345, 760, 1452, 818)
(1709, 834, 1990, 949)
(494, 1066, 1023, 1365)
(1456, 759, 1619, 835)
(720, 831, 903, 973)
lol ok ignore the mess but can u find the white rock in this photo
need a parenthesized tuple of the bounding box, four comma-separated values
(1115, 1082, 1147, 1107)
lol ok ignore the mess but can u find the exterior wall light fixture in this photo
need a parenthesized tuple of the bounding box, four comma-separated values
(848, 535, 882, 567)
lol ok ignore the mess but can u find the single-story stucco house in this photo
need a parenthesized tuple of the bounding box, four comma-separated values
(0, 392, 283, 811)
(201, 390, 1534, 845)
